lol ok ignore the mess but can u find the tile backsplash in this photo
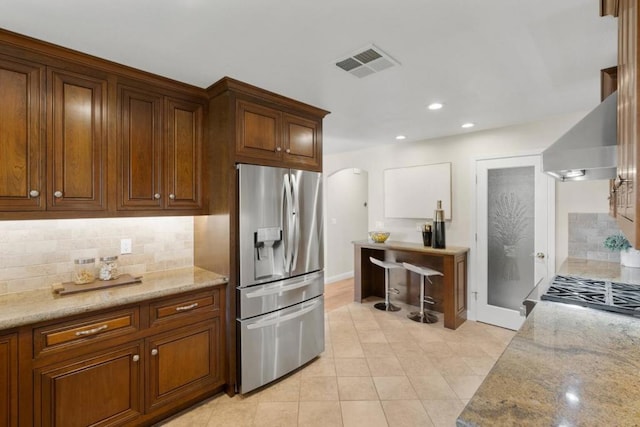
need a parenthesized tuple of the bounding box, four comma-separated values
(568, 213, 621, 262)
(0, 217, 194, 295)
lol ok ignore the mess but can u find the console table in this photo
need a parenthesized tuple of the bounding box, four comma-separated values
(353, 240, 469, 329)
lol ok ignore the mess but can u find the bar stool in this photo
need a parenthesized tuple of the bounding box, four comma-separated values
(369, 257, 404, 311)
(402, 262, 443, 323)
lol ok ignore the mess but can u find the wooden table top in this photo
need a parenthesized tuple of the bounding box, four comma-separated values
(353, 240, 469, 256)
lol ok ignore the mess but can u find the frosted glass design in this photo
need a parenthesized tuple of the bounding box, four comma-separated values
(487, 166, 534, 310)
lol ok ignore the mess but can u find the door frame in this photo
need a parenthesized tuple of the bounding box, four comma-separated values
(469, 152, 555, 324)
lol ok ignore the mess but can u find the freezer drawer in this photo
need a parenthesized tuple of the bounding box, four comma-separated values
(238, 296, 324, 394)
(238, 271, 324, 319)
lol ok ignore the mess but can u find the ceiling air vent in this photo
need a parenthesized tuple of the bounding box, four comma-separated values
(335, 44, 399, 78)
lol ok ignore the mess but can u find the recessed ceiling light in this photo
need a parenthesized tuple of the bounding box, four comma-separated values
(395, 135, 406, 140)
(427, 103, 443, 110)
(461, 122, 475, 128)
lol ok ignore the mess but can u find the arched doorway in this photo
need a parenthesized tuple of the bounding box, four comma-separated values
(326, 168, 369, 282)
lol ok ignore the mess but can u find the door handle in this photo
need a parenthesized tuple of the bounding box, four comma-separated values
(245, 277, 317, 298)
(290, 173, 300, 271)
(282, 173, 294, 273)
(246, 299, 320, 330)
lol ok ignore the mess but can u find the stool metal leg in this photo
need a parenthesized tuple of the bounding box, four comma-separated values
(374, 268, 401, 312)
(408, 275, 438, 323)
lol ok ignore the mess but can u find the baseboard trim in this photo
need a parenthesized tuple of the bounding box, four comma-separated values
(325, 271, 354, 284)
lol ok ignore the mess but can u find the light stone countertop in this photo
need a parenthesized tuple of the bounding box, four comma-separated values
(457, 300, 640, 426)
(0, 267, 228, 330)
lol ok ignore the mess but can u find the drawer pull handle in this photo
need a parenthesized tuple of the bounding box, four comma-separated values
(175, 302, 199, 312)
(75, 324, 109, 336)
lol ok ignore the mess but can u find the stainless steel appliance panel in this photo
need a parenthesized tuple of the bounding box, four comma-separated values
(239, 271, 324, 319)
(239, 164, 289, 287)
(239, 296, 325, 393)
(289, 169, 323, 278)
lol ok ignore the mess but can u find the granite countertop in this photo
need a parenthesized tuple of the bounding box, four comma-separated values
(0, 267, 228, 330)
(353, 239, 469, 256)
(457, 300, 640, 426)
(558, 257, 640, 285)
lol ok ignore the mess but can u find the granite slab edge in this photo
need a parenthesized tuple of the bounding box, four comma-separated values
(0, 266, 228, 331)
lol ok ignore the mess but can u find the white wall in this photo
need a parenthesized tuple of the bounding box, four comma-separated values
(323, 111, 609, 312)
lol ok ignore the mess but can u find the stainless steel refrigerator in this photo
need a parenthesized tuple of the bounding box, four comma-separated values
(237, 163, 324, 394)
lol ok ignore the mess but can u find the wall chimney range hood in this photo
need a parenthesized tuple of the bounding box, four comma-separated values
(542, 92, 617, 181)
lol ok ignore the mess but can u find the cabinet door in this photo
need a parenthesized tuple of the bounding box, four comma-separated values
(118, 86, 163, 209)
(146, 320, 222, 412)
(0, 55, 45, 211)
(236, 100, 281, 161)
(48, 69, 108, 211)
(0, 333, 17, 427)
(283, 113, 321, 170)
(34, 344, 143, 427)
(165, 98, 203, 210)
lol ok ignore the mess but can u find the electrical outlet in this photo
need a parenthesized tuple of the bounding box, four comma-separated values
(375, 221, 384, 229)
(120, 238, 132, 255)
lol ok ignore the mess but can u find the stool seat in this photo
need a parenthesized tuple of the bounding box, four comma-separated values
(402, 263, 443, 278)
(370, 258, 404, 270)
(369, 257, 404, 312)
(403, 262, 442, 324)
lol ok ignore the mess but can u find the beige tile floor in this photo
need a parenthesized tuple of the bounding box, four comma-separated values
(157, 299, 515, 427)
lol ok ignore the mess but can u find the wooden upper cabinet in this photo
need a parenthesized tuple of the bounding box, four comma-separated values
(616, 0, 639, 246)
(47, 68, 108, 211)
(165, 97, 203, 210)
(118, 85, 163, 210)
(283, 113, 321, 169)
(236, 100, 280, 160)
(234, 98, 324, 170)
(209, 77, 329, 172)
(0, 55, 45, 211)
(0, 333, 18, 427)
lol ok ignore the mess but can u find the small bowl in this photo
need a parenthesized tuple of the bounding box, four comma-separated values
(369, 231, 390, 243)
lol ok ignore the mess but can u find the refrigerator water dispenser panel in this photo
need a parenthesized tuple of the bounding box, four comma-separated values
(254, 227, 282, 279)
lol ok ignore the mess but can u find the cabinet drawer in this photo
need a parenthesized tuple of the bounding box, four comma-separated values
(149, 288, 221, 327)
(33, 308, 139, 357)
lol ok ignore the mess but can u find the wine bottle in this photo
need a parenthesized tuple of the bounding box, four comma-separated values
(432, 200, 446, 249)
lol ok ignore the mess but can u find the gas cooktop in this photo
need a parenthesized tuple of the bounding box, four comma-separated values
(541, 275, 640, 317)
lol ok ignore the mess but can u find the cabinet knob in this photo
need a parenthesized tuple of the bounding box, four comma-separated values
(154, 193, 161, 200)
(54, 191, 63, 198)
(151, 349, 158, 356)
(29, 190, 40, 198)
(276, 147, 282, 152)
(169, 194, 176, 200)
(132, 354, 140, 362)
(285, 148, 291, 154)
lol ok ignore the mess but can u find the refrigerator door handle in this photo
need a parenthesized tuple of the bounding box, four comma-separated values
(245, 298, 321, 330)
(290, 173, 301, 271)
(245, 276, 318, 298)
(282, 173, 293, 273)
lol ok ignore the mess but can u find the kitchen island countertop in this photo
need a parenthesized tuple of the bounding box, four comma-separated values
(457, 300, 640, 426)
(0, 267, 228, 330)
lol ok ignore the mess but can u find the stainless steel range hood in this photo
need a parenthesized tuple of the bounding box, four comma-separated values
(542, 92, 617, 181)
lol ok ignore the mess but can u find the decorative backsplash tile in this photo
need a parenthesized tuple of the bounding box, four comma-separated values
(568, 213, 621, 262)
(0, 217, 194, 295)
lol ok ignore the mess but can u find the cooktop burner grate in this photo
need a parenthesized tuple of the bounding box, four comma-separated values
(542, 275, 640, 317)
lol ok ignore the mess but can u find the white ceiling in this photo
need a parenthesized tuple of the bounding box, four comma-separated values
(0, 0, 617, 154)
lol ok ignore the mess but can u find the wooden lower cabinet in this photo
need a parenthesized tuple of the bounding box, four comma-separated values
(22, 286, 225, 427)
(0, 333, 18, 427)
(34, 344, 143, 427)
(146, 320, 221, 412)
